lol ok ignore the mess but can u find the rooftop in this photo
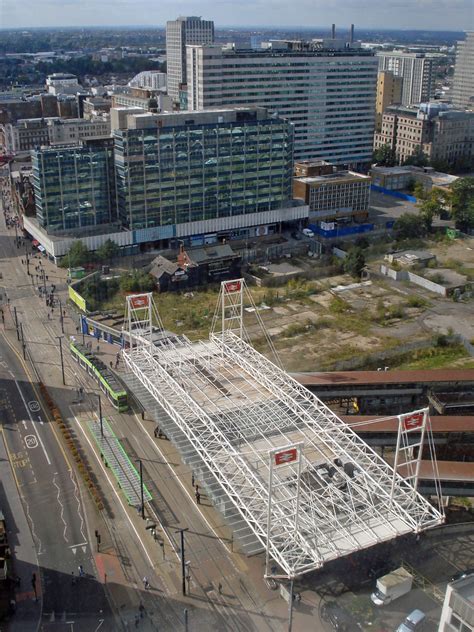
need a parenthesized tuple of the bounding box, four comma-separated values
(296, 171, 370, 185)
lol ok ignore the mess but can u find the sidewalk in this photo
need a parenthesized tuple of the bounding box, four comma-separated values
(0, 431, 41, 632)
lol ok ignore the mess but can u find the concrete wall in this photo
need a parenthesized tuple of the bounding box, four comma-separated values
(380, 264, 448, 296)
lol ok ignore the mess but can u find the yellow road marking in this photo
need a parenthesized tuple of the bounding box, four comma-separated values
(0, 331, 72, 471)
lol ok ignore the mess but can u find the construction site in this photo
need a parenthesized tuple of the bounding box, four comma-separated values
(120, 279, 446, 585)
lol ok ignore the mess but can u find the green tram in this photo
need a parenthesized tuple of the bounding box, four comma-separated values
(70, 341, 128, 412)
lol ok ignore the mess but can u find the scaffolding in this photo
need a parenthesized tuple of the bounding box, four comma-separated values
(122, 280, 444, 579)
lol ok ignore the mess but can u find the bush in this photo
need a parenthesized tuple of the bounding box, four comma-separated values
(329, 296, 351, 314)
(405, 295, 428, 308)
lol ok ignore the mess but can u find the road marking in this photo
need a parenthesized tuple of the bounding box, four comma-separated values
(95, 619, 104, 631)
(14, 380, 51, 465)
(24, 435, 38, 449)
(53, 472, 69, 543)
(28, 400, 40, 412)
(37, 415, 43, 425)
(68, 542, 87, 549)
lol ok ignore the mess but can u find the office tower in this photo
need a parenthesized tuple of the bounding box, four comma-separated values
(166, 16, 214, 103)
(186, 40, 378, 167)
(376, 52, 434, 106)
(113, 107, 306, 236)
(32, 143, 116, 233)
(375, 71, 403, 131)
(452, 32, 474, 109)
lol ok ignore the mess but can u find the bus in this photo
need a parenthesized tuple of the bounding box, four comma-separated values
(70, 341, 128, 412)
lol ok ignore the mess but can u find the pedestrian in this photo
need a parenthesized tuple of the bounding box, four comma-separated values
(135, 613, 139, 628)
(139, 603, 145, 618)
(191, 473, 195, 487)
(195, 491, 201, 505)
(110, 361, 113, 369)
(78, 564, 84, 577)
(143, 576, 149, 590)
(218, 582, 222, 594)
(195, 484, 199, 494)
(154, 427, 158, 438)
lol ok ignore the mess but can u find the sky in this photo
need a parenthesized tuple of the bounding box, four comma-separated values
(1, 0, 472, 30)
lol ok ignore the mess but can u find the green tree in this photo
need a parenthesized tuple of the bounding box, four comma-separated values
(394, 213, 427, 240)
(343, 247, 366, 279)
(413, 181, 427, 200)
(403, 146, 428, 167)
(373, 144, 397, 167)
(450, 177, 474, 231)
(119, 270, 155, 293)
(96, 239, 119, 262)
(59, 240, 91, 268)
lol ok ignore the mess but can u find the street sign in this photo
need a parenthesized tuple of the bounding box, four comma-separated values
(402, 412, 424, 431)
(224, 280, 241, 293)
(274, 448, 297, 466)
(130, 295, 149, 309)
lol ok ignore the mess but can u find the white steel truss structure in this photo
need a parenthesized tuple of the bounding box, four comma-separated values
(122, 281, 444, 579)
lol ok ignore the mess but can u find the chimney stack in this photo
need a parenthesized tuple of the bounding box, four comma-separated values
(350, 24, 354, 44)
(331, 24, 336, 39)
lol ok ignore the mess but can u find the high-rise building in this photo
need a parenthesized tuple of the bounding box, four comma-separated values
(114, 107, 306, 239)
(128, 71, 167, 91)
(452, 32, 474, 110)
(376, 52, 434, 106)
(438, 574, 474, 632)
(187, 40, 378, 167)
(375, 71, 403, 131)
(32, 142, 117, 233)
(166, 16, 214, 103)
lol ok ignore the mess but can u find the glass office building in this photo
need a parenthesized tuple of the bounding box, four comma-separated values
(32, 142, 116, 233)
(113, 108, 294, 231)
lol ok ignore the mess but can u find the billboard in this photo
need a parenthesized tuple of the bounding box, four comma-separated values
(68, 285, 86, 312)
(130, 295, 149, 309)
(274, 448, 297, 466)
(224, 280, 241, 294)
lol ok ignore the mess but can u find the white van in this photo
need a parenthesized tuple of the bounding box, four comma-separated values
(396, 609, 426, 632)
(302, 228, 315, 237)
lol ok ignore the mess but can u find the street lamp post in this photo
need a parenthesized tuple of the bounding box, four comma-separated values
(56, 336, 65, 385)
(135, 458, 145, 520)
(175, 528, 189, 596)
(97, 393, 103, 438)
(59, 298, 64, 334)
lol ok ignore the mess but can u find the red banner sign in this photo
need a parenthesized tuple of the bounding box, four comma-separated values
(274, 448, 297, 466)
(130, 295, 149, 309)
(402, 412, 424, 431)
(224, 280, 241, 294)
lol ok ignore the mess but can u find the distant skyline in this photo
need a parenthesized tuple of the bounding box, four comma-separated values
(1, 0, 472, 31)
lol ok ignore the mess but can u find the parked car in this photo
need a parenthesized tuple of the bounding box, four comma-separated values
(451, 568, 474, 582)
(371, 567, 413, 606)
(302, 228, 315, 237)
(320, 601, 361, 631)
(290, 231, 302, 241)
(395, 609, 426, 632)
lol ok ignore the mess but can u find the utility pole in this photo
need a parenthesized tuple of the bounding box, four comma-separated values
(19, 322, 26, 360)
(288, 578, 294, 632)
(56, 336, 65, 385)
(13, 306, 19, 340)
(59, 298, 64, 334)
(175, 528, 189, 596)
(135, 458, 145, 520)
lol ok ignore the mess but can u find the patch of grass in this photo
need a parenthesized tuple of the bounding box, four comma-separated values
(328, 296, 351, 314)
(405, 295, 430, 309)
(393, 344, 473, 370)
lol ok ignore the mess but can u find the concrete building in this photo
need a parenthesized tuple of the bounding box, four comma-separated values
(47, 116, 111, 144)
(187, 40, 378, 167)
(166, 16, 214, 102)
(371, 165, 458, 193)
(113, 107, 307, 242)
(110, 107, 146, 131)
(293, 170, 371, 222)
(32, 141, 117, 233)
(438, 574, 474, 632)
(374, 104, 474, 165)
(111, 87, 172, 113)
(376, 71, 403, 130)
(82, 96, 111, 119)
(2, 118, 53, 153)
(376, 51, 435, 106)
(452, 32, 474, 110)
(128, 71, 167, 91)
(46, 73, 81, 96)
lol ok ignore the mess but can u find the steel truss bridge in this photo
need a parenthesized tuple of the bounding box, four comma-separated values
(122, 281, 444, 579)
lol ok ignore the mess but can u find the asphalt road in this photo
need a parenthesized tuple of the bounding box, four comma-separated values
(0, 181, 114, 630)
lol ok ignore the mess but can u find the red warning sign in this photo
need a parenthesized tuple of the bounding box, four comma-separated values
(274, 448, 297, 466)
(224, 280, 241, 293)
(402, 412, 424, 431)
(130, 295, 149, 309)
